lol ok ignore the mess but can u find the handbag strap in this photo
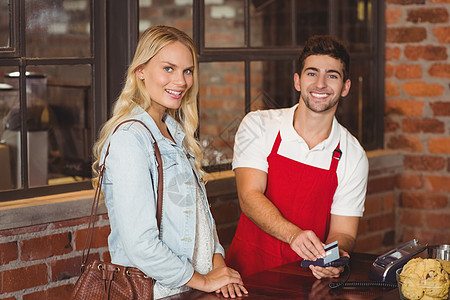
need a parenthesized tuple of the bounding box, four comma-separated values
(81, 119, 163, 271)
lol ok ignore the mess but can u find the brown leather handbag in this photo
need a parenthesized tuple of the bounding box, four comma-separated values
(70, 119, 163, 300)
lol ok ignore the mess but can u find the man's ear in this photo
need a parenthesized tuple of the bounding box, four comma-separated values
(294, 73, 301, 92)
(340, 79, 351, 97)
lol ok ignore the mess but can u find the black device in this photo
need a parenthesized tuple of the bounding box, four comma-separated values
(301, 256, 349, 268)
(368, 239, 427, 283)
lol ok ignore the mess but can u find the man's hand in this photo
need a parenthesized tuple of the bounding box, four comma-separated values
(309, 250, 350, 279)
(289, 229, 326, 261)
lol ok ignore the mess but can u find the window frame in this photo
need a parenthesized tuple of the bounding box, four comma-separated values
(0, 0, 107, 201)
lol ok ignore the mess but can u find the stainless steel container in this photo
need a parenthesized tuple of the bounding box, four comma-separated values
(428, 245, 450, 261)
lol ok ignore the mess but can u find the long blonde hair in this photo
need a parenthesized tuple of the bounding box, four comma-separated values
(92, 25, 203, 187)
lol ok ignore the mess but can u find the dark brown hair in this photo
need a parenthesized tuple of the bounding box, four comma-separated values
(297, 35, 350, 81)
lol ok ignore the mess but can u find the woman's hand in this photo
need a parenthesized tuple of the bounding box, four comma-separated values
(186, 267, 247, 298)
(212, 254, 248, 298)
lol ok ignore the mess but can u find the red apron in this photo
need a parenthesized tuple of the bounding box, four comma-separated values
(226, 131, 341, 276)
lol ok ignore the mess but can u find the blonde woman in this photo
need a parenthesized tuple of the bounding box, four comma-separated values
(92, 25, 247, 299)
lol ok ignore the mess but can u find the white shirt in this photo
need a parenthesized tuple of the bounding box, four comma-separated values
(232, 104, 368, 217)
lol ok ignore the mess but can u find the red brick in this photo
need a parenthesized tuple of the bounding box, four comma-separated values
(23, 284, 74, 300)
(364, 196, 383, 216)
(404, 45, 448, 61)
(430, 0, 450, 3)
(20, 232, 72, 261)
(424, 175, 450, 192)
(74, 225, 110, 251)
(434, 26, 450, 43)
(0, 242, 18, 265)
(386, 9, 403, 25)
(386, 135, 423, 152)
(224, 73, 245, 84)
(401, 192, 447, 209)
(385, 47, 402, 60)
(429, 63, 450, 78)
(385, 64, 394, 78)
(386, 27, 426, 43)
(429, 137, 450, 154)
(385, 81, 400, 97)
(401, 228, 450, 246)
(396, 173, 423, 189)
(1, 264, 47, 293)
(367, 175, 397, 195)
(404, 155, 446, 171)
(402, 81, 444, 97)
(368, 213, 396, 231)
(354, 233, 383, 254)
(407, 8, 449, 23)
(384, 117, 400, 132)
(430, 102, 450, 116)
(427, 213, 450, 229)
(0, 224, 48, 237)
(51, 217, 90, 229)
(0, 297, 15, 300)
(50, 256, 81, 281)
(385, 100, 424, 116)
(401, 210, 424, 227)
(402, 118, 445, 133)
(394, 64, 422, 79)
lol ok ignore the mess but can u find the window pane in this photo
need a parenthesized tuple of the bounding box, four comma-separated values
(250, 0, 292, 47)
(0, 67, 19, 191)
(0, 0, 11, 49)
(24, 65, 92, 187)
(336, 58, 375, 146)
(250, 60, 296, 111)
(139, 0, 193, 37)
(199, 62, 245, 168)
(295, 0, 374, 53)
(205, 0, 244, 48)
(25, 0, 91, 58)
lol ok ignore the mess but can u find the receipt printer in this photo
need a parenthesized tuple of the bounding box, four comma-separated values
(369, 239, 427, 283)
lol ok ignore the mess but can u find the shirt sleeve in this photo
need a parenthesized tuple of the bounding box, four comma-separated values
(107, 129, 194, 288)
(232, 111, 271, 173)
(331, 148, 369, 217)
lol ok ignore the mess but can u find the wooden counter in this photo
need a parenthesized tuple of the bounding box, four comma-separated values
(161, 253, 400, 299)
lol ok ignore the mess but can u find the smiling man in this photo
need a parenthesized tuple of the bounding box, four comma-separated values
(225, 35, 369, 280)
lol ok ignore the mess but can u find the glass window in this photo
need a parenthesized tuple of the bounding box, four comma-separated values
(250, 60, 296, 111)
(205, 0, 244, 48)
(199, 62, 245, 169)
(0, 0, 11, 49)
(0, 0, 100, 200)
(139, 0, 193, 37)
(25, 0, 91, 58)
(250, 0, 293, 47)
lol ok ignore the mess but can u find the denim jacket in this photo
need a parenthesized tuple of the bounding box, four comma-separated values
(100, 106, 225, 288)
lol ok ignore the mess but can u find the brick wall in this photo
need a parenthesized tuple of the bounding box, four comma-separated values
(384, 0, 450, 246)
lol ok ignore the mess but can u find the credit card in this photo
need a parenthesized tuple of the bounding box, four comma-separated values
(323, 241, 340, 264)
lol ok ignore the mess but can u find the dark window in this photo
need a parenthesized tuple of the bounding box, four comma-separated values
(0, 0, 106, 201)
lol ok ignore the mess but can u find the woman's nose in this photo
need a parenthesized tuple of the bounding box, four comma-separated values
(173, 71, 187, 86)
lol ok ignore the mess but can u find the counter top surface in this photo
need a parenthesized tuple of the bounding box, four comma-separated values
(161, 253, 400, 299)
